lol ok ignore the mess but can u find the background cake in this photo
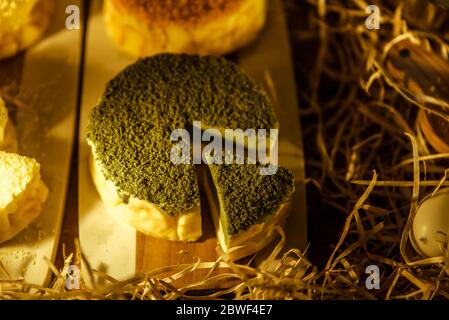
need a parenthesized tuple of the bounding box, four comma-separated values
(0, 151, 48, 243)
(103, 0, 267, 56)
(0, 0, 54, 60)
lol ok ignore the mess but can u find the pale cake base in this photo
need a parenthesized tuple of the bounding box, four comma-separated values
(89, 149, 202, 242)
(0, 181, 48, 243)
(0, 166, 48, 244)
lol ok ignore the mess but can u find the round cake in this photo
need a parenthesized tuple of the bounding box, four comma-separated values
(0, 96, 18, 153)
(103, 0, 267, 56)
(0, 0, 54, 60)
(87, 54, 294, 258)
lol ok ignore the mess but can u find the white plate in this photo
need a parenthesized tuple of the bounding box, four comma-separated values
(0, 0, 82, 286)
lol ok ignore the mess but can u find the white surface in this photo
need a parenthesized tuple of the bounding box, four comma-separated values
(78, 1, 137, 283)
(0, 0, 81, 286)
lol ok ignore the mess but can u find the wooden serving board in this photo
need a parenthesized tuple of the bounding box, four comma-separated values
(0, 0, 82, 286)
(78, 0, 306, 287)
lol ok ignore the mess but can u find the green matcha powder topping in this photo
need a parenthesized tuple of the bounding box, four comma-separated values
(209, 163, 295, 235)
(87, 54, 279, 216)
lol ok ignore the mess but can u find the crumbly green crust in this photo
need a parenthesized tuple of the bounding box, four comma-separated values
(87, 54, 278, 215)
(208, 163, 295, 235)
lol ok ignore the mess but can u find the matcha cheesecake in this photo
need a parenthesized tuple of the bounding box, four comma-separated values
(205, 162, 295, 260)
(87, 54, 288, 248)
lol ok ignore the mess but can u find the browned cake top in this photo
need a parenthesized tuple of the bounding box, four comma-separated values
(110, 0, 244, 25)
